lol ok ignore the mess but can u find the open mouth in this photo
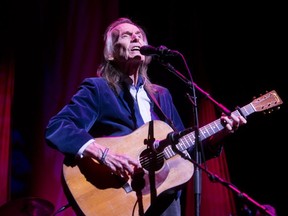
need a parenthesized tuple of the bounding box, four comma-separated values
(131, 46, 140, 51)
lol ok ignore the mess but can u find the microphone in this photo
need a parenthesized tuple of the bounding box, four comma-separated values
(152, 127, 193, 153)
(140, 45, 180, 57)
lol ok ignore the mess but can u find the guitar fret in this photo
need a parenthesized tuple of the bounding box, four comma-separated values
(177, 142, 185, 151)
(200, 129, 206, 140)
(209, 123, 216, 133)
(232, 104, 254, 119)
(242, 106, 249, 116)
(201, 130, 208, 139)
(182, 134, 191, 146)
(214, 120, 221, 131)
(202, 121, 223, 140)
(164, 146, 175, 158)
(179, 137, 190, 150)
(232, 110, 240, 117)
(185, 133, 195, 146)
(242, 104, 253, 116)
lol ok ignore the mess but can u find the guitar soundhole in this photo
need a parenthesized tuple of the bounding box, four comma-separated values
(139, 149, 164, 172)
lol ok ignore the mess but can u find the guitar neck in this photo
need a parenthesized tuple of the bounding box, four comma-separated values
(163, 103, 255, 158)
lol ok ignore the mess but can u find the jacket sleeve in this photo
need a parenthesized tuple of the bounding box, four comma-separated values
(45, 78, 102, 157)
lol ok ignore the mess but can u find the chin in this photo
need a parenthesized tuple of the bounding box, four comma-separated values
(130, 55, 144, 62)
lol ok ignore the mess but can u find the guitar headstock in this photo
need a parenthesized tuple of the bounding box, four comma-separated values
(251, 90, 283, 113)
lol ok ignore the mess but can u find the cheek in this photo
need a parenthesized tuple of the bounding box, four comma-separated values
(113, 44, 129, 60)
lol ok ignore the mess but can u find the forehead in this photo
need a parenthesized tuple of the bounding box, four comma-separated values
(112, 23, 141, 33)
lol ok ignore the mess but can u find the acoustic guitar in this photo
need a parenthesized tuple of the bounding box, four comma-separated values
(63, 90, 282, 216)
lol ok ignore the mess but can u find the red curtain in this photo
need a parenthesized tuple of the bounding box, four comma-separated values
(184, 99, 236, 215)
(0, 59, 14, 205)
(34, 2, 120, 216)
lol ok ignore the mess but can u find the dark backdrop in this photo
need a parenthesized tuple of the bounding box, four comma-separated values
(5, 1, 287, 215)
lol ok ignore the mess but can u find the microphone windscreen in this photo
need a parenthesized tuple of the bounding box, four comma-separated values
(140, 45, 156, 56)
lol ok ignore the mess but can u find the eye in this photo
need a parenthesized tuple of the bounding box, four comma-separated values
(121, 33, 131, 39)
(136, 33, 143, 39)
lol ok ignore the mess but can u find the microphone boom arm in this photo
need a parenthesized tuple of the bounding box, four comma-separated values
(161, 62, 232, 116)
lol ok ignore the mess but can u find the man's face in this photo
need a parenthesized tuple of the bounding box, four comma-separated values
(111, 23, 146, 63)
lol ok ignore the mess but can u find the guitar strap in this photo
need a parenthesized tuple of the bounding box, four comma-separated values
(147, 90, 177, 132)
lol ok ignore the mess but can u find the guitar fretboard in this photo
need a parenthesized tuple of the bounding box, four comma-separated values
(163, 103, 255, 158)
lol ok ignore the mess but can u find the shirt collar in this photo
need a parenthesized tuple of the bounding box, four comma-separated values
(122, 75, 145, 90)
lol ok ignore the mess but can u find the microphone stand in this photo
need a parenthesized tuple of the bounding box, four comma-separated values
(159, 60, 202, 216)
(158, 59, 274, 216)
(158, 55, 235, 216)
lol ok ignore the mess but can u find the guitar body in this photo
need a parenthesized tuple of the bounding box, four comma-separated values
(63, 120, 194, 216)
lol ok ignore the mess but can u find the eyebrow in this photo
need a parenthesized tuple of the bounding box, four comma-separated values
(121, 29, 142, 35)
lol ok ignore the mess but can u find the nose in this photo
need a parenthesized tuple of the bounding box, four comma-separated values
(131, 33, 140, 41)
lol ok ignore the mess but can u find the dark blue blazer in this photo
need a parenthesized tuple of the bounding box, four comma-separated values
(45, 77, 185, 157)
